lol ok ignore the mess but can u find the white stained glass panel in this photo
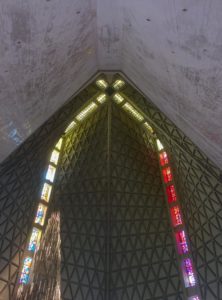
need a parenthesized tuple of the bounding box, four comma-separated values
(122, 103, 144, 122)
(156, 139, 164, 151)
(46, 165, 56, 182)
(41, 183, 52, 202)
(65, 121, 76, 133)
(50, 150, 60, 165)
(76, 103, 98, 121)
(55, 138, 63, 150)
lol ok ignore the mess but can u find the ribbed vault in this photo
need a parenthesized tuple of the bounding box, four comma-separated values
(0, 75, 221, 300)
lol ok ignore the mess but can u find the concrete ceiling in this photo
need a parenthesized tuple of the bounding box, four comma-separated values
(0, 0, 222, 169)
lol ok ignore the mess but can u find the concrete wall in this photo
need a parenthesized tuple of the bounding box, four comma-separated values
(0, 1, 221, 169)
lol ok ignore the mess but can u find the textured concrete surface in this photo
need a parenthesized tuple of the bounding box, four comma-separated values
(0, 0, 222, 169)
(0, 0, 97, 161)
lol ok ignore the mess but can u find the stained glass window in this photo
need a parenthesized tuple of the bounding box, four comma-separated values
(156, 139, 164, 151)
(144, 122, 154, 133)
(65, 121, 77, 133)
(55, 138, 63, 150)
(46, 165, 56, 182)
(50, 149, 60, 165)
(41, 183, 52, 202)
(182, 258, 196, 287)
(175, 230, 189, 254)
(159, 151, 169, 166)
(97, 94, 107, 104)
(34, 204, 47, 226)
(76, 102, 98, 121)
(19, 257, 32, 284)
(28, 227, 42, 252)
(188, 296, 200, 300)
(162, 167, 173, 183)
(113, 79, 125, 90)
(170, 206, 182, 227)
(113, 93, 124, 104)
(166, 184, 177, 203)
(122, 103, 144, 122)
(96, 79, 108, 89)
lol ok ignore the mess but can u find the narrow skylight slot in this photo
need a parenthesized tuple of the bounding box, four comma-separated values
(46, 165, 56, 182)
(55, 138, 63, 150)
(113, 93, 124, 104)
(113, 79, 125, 90)
(144, 122, 154, 133)
(156, 139, 164, 151)
(122, 103, 144, 122)
(76, 102, 98, 121)
(50, 149, 60, 165)
(96, 79, 108, 90)
(97, 94, 107, 104)
(41, 183, 52, 202)
(65, 121, 77, 133)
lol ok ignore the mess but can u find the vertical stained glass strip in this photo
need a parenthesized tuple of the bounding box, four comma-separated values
(19, 257, 32, 284)
(170, 206, 182, 227)
(162, 167, 173, 183)
(159, 151, 169, 166)
(28, 227, 42, 252)
(50, 149, 60, 165)
(46, 165, 56, 182)
(156, 139, 164, 151)
(55, 138, 63, 150)
(41, 183, 52, 202)
(182, 258, 196, 287)
(188, 296, 200, 300)
(166, 184, 177, 203)
(175, 230, 189, 254)
(34, 204, 47, 226)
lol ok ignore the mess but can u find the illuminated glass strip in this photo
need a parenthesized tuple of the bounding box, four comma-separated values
(65, 121, 77, 133)
(170, 206, 182, 227)
(162, 167, 173, 183)
(50, 149, 60, 165)
(41, 183, 52, 202)
(188, 296, 200, 300)
(34, 204, 47, 226)
(113, 93, 124, 104)
(182, 258, 196, 287)
(122, 103, 144, 122)
(156, 139, 164, 151)
(166, 184, 177, 203)
(76, 102, 98, 121)
(55, 138, 63, 150)
(19, 257, 32, 284)
(175, 230, 189, 254)
(46, 165, 56, 182)
(159, 151, 169, 166)
(96, 79, 108, 90)
(144, 122, 154, 134)
(28, 227, 42, 252)
(97, 94, 107, 104)
(113, 79, 125, 90)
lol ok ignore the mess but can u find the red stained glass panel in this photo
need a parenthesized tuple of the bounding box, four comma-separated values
(159, 151, 169, 166)
(166, 185, 177, 203)
(170, 206, 182, 227)
(175, 230, 189, 254)
(162, 167, 173, 183)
